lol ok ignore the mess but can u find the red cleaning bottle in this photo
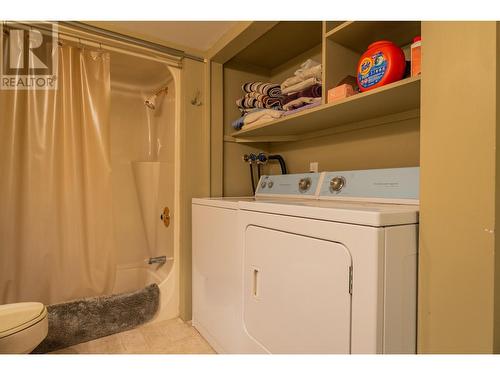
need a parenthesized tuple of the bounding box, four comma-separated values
(356, 40, 406, 92)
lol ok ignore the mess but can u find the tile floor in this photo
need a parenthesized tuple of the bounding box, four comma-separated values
(50, 318, 216, 354)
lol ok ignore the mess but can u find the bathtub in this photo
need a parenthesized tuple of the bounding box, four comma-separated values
(113, 260, 178, 323)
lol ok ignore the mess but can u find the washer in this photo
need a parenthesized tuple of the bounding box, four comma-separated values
(192, 173, 321, 353)
(238, 167, 419, 354)
(191, 196, 253, 353)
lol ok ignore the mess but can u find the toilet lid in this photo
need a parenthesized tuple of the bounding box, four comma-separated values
(0, 302, 47, 338)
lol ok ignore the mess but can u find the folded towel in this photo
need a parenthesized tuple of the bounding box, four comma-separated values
(232, 108, 284, 131)
(236, 96, 283, 111)
(280, 76, 302, 91)
(244, 108, 283, 125)
(283, 97, 322, 111)
(282, 77, 321, 95)
(282, 100, 322, 116)
(283, 84, 322, 104)
(281, 64, 322, 90)
(241, 82, 282, 97)
(232, 102, 320, 130)
(244, 91, 283, 102)
(294, 59, 320, 76)
(241, 92, 284, 108)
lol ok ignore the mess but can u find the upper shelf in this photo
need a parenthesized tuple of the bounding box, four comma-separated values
(326, 21, 421, 53)
(325, 21, 345, 34)
(231, 76, 421, 140)
(229, 21, 322, 71)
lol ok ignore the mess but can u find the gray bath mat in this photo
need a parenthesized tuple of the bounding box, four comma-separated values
(33, 283, 160, 353)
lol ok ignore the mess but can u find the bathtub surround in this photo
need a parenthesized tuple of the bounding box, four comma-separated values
(132, 161, 161, 254)
(109, 53, 179, 322)
(33, 284, 160, 353)
(0, 45, 116, 305)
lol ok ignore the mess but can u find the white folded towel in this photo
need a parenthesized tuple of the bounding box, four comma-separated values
(281, 60, 322, 91)
(295, 59, 320, 76)
(244, 108, 283, 125)
(281, 77, 321, 95)
(280, 75, 303, 90)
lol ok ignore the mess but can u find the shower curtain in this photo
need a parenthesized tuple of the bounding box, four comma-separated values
(0, 45, 116, 305)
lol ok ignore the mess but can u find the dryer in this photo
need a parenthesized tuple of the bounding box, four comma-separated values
(238, 168, 419, 354)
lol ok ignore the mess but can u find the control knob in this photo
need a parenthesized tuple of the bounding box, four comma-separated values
(329, 176, 346, 192)
(298, 177, 312, 193)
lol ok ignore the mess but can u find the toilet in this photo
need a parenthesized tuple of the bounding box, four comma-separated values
(0, 302, 48, 354)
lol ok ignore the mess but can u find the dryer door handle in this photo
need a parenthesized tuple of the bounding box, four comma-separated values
(252, 267, 260, 299)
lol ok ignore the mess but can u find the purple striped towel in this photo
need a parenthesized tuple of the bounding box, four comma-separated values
(241, 82, 282, 98)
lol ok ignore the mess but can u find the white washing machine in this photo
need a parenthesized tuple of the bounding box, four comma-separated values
(192, 173, 321, 353)
(192, 168, 419, 354)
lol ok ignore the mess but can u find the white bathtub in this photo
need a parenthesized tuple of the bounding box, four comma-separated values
(113, 260, 178, 323)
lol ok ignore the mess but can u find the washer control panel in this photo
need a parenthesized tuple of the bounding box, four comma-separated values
(256, 173, 320, 197)
(319, 167, 419, 200)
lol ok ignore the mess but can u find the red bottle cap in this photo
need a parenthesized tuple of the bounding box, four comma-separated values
(413, 36, 421, 43)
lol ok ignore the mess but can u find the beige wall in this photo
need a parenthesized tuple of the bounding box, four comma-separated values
(178, 58, 210, 320)
(270, 118, 419, 173)
(419, 21, 498, 353)
(495, 22, 500, 354)
(270, 45, 322, 84)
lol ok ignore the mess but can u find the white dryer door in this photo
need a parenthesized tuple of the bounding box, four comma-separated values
(244, 225, 352, 353)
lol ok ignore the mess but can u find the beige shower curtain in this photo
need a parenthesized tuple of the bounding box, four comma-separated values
(0, 45, 116, 305)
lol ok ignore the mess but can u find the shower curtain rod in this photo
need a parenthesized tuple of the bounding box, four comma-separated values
(2, 21, 205, 66)
(61, 22, 205, 63)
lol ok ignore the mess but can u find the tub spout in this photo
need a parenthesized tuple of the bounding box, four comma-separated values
(148, 256, 167, 265)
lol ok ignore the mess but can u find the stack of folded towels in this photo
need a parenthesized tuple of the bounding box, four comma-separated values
(231, 59, 323, 131)
(281, 59, 322, 112)
(232, 82, 284, 130)
(236, 82, 283, 113)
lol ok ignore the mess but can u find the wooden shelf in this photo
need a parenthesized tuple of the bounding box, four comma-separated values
(325, 21, 345, 34)
(231, 76, 421, 141)
(325, 21, 421, 53)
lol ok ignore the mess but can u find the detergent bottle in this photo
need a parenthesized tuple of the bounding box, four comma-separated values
(357, 40, 406, 92)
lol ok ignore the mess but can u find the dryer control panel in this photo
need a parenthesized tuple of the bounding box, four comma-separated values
(256, 173, 321, 198)
(319, 167, 419, 203)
